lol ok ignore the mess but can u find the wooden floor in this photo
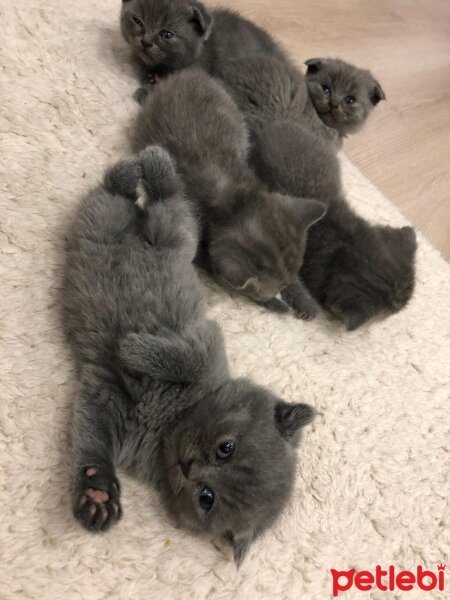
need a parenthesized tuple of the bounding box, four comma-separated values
(210, 0, 450, 260)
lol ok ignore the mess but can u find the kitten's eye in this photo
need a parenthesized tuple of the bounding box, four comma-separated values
(322, 85, 331, 96)
(344, 95, 356, 104)
(198, 486, 215, 511)
(132, 16, 144, 27)
(216, 440, 235, 459)
(160, 30, 174, 39)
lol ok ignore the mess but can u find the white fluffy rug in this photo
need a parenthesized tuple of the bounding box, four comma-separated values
(1, 1, 449, 598)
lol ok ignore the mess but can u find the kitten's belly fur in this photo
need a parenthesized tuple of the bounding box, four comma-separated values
(69, 236, 204, 367)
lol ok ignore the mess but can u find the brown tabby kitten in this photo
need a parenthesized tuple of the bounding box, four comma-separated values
(305, 58, 385, 138)
(132, 68, 326, 316)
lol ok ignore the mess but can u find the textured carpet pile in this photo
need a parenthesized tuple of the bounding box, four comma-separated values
(1, 1, 449, 598)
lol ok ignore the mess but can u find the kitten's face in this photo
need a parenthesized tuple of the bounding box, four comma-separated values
(320, 226, 417, 330)
(209, 191, 326, 304)
(121, 0, 211, 73)
(305, 58, 385, 136)
(161, 379, 315, 564)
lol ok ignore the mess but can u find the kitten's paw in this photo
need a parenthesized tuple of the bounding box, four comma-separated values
(146, 73, 161, 85)
(74, 465, 122, 533)
(294, 304, 317, 320)
(281, 285, 318, 320)
(134, 84, 153, 105)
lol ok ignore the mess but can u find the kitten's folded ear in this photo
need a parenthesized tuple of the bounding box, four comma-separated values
(225, 530, 254, 567)
(304, 58, 325, 75)
(275, 401, 316, 445)
(191, 2, 213, 38)
(370, 81, 386, 105)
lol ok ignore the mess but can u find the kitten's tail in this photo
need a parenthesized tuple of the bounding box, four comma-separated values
(136, 146, 180, 209)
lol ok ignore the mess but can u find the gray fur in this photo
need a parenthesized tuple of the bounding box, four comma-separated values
(305, 57, 385, 137)
(132, 68, 326, 316)
(63, 146, 315, 563)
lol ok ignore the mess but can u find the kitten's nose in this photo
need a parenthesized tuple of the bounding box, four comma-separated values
(330, 98, 339, 109)
(142, 38, 153, 49)
(180, 460, 192, 478)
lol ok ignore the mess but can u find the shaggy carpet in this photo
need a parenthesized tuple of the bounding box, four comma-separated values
(1, 1, 449, 599)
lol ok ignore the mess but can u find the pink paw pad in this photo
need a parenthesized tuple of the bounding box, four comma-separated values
(85, 488, 109, 503)
(86, 467, 97, 477)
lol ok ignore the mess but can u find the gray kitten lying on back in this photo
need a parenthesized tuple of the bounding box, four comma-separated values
(132, 68, 326, 317)
(63, 146, 315, 564)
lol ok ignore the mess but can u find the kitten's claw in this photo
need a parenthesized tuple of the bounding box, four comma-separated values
(73, 465, 122, 532)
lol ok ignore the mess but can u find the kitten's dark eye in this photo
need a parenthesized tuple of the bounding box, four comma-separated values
(344, 95, 356, 104)
(132, 16, 144, 27)
(322, 85, 331, 96)
(216, 440, 235, 459)
(160, 30, 174, 39)
(199, 486, 215, 511)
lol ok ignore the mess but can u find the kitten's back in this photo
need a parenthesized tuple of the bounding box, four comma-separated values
(134, 68, 249, 166)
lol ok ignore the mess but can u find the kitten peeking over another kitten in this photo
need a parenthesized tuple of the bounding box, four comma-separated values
(305, 57, 385, 138)
(64, 147, 316, 565)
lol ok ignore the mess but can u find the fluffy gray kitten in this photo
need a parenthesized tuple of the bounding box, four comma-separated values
(305, 58, 385, 138)
(63, 146, 315, 564)
(133, 68, 326, 317)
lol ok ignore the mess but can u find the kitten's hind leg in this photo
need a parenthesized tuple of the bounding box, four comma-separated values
(281, 277, 318, 320)
(72, 369, 129, 532)
(137, 146, 198, 257)
(103, 156, 143, 200)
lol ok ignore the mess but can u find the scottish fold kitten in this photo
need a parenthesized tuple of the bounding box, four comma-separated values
(250, 120, 417, 330)
(121, 0, 212, 97)
(64, 147, 315, 564)
(133, 68, 326, 317)
(121, 1, 290, 101)
(305, 58, 385, 138)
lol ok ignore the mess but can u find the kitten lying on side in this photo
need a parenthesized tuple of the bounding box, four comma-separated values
(305, 58, 385, 139)
(133, 68, 326, 317)
(63, 147, 315, 564)
(215, 57, 416, 329)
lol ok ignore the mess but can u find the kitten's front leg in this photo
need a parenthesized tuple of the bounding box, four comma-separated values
(134, 73, 161, 104)
(256, 297, 290, 314)
(281, 278, 318, 320)
(72, 369, 129, 532)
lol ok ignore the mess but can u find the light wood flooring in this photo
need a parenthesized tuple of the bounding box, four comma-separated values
(209, 0, 450, 260)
